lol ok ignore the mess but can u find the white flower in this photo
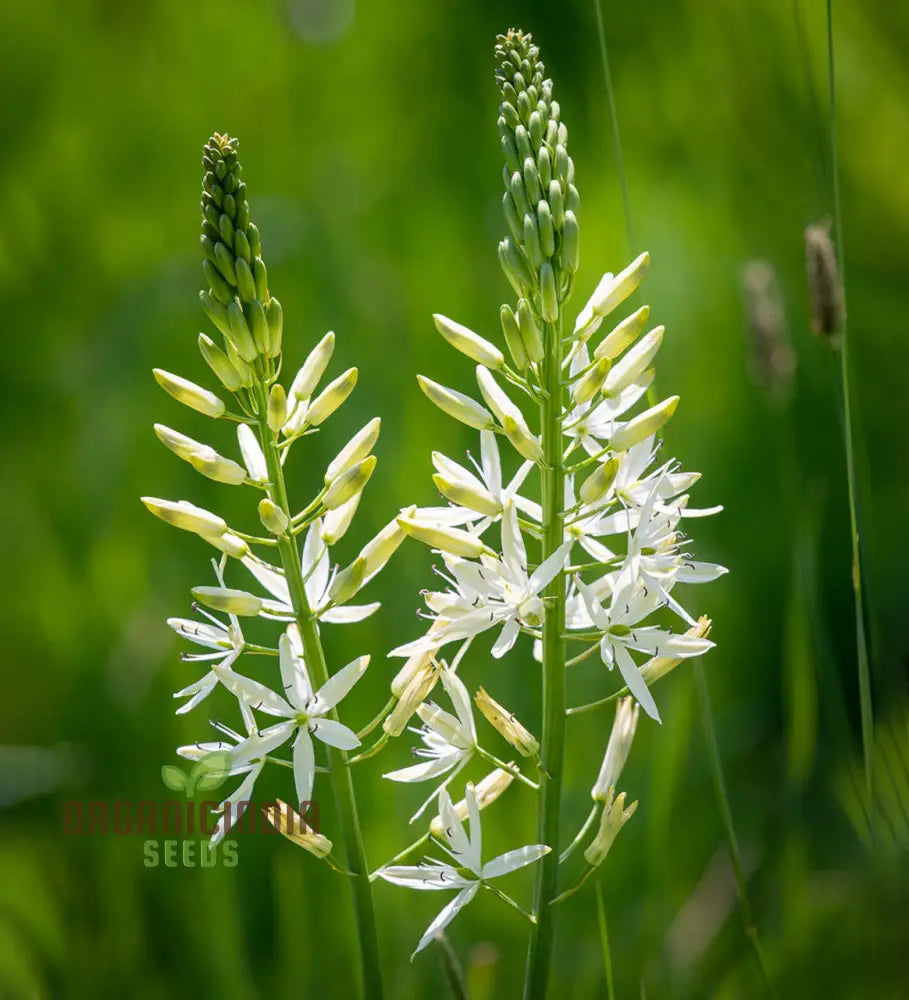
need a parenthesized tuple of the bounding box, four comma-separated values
(168, 560, 245, 713)
(591, 696, 639, 801)
(577, 575, 714, 722)
(211, 629, 367, 808)
(378, 783, 549, 956)
(390, 501, 571, 660)
(384, 668, 477, 821)
(242, 518, 380, 624)
(430, 430, 540, 528)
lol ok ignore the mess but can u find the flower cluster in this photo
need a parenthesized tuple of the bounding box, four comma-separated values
(144, 134, 405, 851)
(376, 28, 725, 955)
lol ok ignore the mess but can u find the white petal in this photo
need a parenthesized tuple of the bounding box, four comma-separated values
(482, 844, 550, 879)
(378, 864, 470, 890)
(438, 786, 471, 863)
(614, 643, 661, 723)
(412, 884, 480, 956)
(527, 540, 573, 594)
(237, 424, 267, 482)
(678, 561, 728, 583)
(313, 655, 369, 713)
(214, 666, 294, 718)
(279, 631, 314, 710)
(242, 556, 291, 605)
(320, 602, 381, 623)
(480, 431, 502, 495)
(309, 718, 360, 751)
(500, 501, 526, 580)
(293, 728, 315, 804)
(383, 754, 462, 784)
(491, 617, 521, 659)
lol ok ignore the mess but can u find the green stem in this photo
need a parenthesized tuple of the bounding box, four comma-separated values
(594, 880, 615, 1000)
(693, 660, 774, 996)
(436, 933, 471, 1000)
(825, 0, 875, 837)
(523, 317, 567, 1000)
(254, 380, 384, 1000)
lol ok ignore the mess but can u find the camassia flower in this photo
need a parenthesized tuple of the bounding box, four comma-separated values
(391, 501, 571, 659)
(168, 559, 245, 713)
(384, 668, 477, 821)
(378, 783, 549, 956)
(242, 518, 380, 624)
(212, 630, 367, 805)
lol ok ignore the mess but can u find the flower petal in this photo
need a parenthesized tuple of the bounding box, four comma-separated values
(412, 883, 480, 957)
(482, 843, 550, 879)
(309, 718, 361, 751)
(312, 655, 370, 714)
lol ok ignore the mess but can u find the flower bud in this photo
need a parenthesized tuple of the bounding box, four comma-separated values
(475, 687, 539, 757)
(203, 257, 233, 304)
(509, 170, 530, 217)
(498, 238, 532, 296)
(396, 517, 489, 557)
(579, 456, 619, 506)
(258, 498, 288, 535)
(609, 396, 679, 451)
(191, 586, 262, 616)
(385, 655, 442, 736)
(500, 304, 528, 370)
(305, 367, 357, 426)
(263, 800, 332, 858)
(203, 531, 249, 559)
(227, 300, 257, 363)
(249, 299, 270, 356)
(592, 252, 650, 318)
(540, 261, 559, 322)
(235, 257, 257, 303)
(322, 494, 360, 545)
(562, 210, 579, 272)
(265, 298, 283, 357)
(142, 497, 226, 537)
(325, 418, 381, 484)
(517, 299, 544, 364)
(476, 365, 521, 425)
(417, 702, 471, 749)
(324, 455, 376, 510)
(429, 767, 514, 838)
(153, 369, 225, 418)
(199, 289, 234, 339)
(153, 423, 201, 462)
(584, 788, 638, 867)
(188, 450, 248, 486)
(432, 474, 501, 517)
(417, 376, 493, 430)
(523, 212, 543, 270)
(572, 357, 610, 406)
(548, 180, 565, 229)
(501, 132, 521, 174)
(433, 315, 504, 369)
(359, 514, 408, 583)
(198, 333, 244, 391)
(537, 201, 555, 258)
(502, 191, 523, 243)
(328, 556, 367, 606)
(536, 145, 552, 188)
(502, 414, 543, 463)
(603, 326, 664, 396)
(641, 616, 712, 685)
(595, 305, 650, 361)
(523, 157, 542, 204)
(290, 332, 335, 402)
(267, 384, 287, 433)
(591, 697, 639, 802)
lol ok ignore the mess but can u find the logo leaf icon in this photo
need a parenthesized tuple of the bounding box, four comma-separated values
(189, 750, 232, 794)
(161, 765, 188, 793)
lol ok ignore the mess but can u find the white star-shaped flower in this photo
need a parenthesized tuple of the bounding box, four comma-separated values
(378, 782, 549, 956)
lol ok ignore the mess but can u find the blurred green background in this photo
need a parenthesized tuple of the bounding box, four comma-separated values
(1, 0, 907, 996)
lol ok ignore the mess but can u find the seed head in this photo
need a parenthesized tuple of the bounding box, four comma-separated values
(742, 260, 796, 399)
(804, 222, 843, 343)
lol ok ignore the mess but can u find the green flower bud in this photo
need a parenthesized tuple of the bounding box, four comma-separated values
(359, 514, 407, 583)
(267, 384, 287, 433)
(248, 299, 270, 355)
(528, 110, 544, 149)
(253, 257, 269, 301)
(198, 333, 244, 392)
(540, 261, 559, 322)
(595, 305, 651, 361)
(153, 369, 225, 418)
(500, 304, 528, 370)
(397, 516, 490, 558)
(306, 367, 357, 427)
(212, 241, 236, 286)
(509, 171, 530, 218)
(554, 145, 570, 182)
(537, 201, 555, 258)
(325, 417, 381, 483)
(258, 497, 289, 535)
(609, 395, 679, 451)
(192, 586, 262, 617)
(562, 209, 580, 272)
(324, 455, 376, 509)
(523, 157, 541, 204)
(233, 228, 251, 263)
(432, 473, 501, 517)
(433, 314, 504, 368)
(548, 180, 565, 229)
(235, 257, 257, 303)
(224, 338, 255, 388)
(514, 124, 532, 163)
(328, 556, 367, 606)
(536, 145, 552, 189)
(498, 238, 532, 296)
(503, 192, 523, 243)
(227, 300, 257, 363)
(199, 289, 233, 339)
(501, 133, 521, 174)
(218, 213, 234, 248)
(516, 299, 544, 364)
(189, 450, 249, 486)
(202, 258, 233, 305)
(566, 183, 580, 213)
(523, 213, 543, 270)
(141, 497, 226, 537)
(572, 357, 610, 406)
(580, 456, 620, 506)
(204, 531, 249, 560)
(265, 298, 283, 357)
(248, 223, 262, 258)
(417, 375, 493, 430)
(502, 413, 543, 463)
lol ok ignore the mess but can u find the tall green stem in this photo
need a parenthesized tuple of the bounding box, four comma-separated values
(523, 318, 567, 1000)
(825, 0, 875, 833)
(254, 380, 384, 1000)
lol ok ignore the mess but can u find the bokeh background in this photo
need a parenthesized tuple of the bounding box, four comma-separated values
(1, 0, 907, 997)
